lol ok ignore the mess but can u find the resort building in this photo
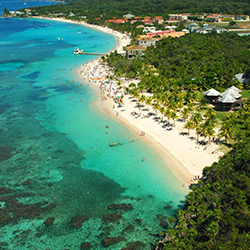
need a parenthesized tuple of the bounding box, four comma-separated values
(204, 86, 242, 111)
(236, 15, 249, 20)
(153, 16, 164, 24)
(165, 25, 177, 30)
(187, 23, 200, 31)
(143, 26, 156, 33)
(145, 30, 185, 38)
(167, 14, 188, 22)
(123, 14, 135, 19)
(105, 19, 125, 24)
(125, 45, 146, 59)
(203, 88, 221, 103)
(234, 73, 249, 84)
(136, 36, 160, 47)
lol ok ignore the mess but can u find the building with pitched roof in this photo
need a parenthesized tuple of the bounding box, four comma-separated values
(123, 14, 135, 18)
(136, 36, 160, 47)
(216, 86, 242, 110)
(153, 16, 164, 24)
(203, 88, 221, 103)
(125, 45, 146, 59)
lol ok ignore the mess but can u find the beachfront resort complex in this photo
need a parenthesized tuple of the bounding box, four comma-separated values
(1, 0, 250, 249)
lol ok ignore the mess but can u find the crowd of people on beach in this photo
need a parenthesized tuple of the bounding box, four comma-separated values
(80, 59, 132, 106)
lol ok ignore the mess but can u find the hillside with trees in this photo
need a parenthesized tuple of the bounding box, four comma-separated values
(23, 0, 250, 20)
(158, 127, 250, 249)
(103, 31, 250, 249)
(104, 32, 250, 91)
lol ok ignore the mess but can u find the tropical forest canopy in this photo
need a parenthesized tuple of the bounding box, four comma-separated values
(105, 32, 250, 91)
(28, 0, 250, 19)
(160, 133, 250, 249)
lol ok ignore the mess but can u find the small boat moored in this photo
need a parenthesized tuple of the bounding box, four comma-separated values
(73, 48, 84, 55)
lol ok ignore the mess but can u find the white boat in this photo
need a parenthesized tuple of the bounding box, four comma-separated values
(73, 48, 84, 55)
(57, 37, 63, 40)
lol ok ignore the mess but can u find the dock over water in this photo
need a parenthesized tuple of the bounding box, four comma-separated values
(78, 52, 105, 55)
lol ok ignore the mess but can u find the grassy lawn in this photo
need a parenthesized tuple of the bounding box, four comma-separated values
(215, 111, 228, 124)
(241, 89, 250, 98)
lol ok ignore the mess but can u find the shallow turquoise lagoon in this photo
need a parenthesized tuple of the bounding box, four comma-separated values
(0, 18, 187, 249)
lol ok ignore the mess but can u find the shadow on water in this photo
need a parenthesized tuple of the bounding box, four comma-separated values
(19, 71, 40, 80)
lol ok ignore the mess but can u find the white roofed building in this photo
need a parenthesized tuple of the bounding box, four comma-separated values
(216, 86, 242, 110)
(203, 88, 221, 103)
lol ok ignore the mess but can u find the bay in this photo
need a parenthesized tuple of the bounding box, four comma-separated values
(0, 17, 187, 249)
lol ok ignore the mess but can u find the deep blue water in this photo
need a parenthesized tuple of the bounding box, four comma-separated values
(0, 0, 61, 15)
(0, 17, 187, 249)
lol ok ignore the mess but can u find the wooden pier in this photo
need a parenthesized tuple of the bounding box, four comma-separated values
(78, 52, 105, 55)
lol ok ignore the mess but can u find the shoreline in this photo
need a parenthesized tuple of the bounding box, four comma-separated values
(34, 16, 223, 187)
(79, 57, 224, 187)
(32, 16, 130, 54)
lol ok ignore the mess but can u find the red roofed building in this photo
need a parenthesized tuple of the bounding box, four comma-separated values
(153, 16, 164, 24)
(105, 19, 125, 24)
(143, 19, 154, 24)
(146, 30, 175, 38)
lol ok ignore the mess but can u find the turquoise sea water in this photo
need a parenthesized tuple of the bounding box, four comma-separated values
(0, 0, 62, 15)
(0, 17, 187, 249)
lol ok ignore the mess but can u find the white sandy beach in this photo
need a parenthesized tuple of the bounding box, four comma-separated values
(35, 16, 224, 186)
(79, 57, 224, 186)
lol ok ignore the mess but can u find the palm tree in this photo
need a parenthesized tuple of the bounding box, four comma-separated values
(204, 108, 216, 121)
(219, 121, 235, 143)
(164, 107, 171, 123)
(160, 106, 165, 121)
(206, 125, 216, 144)
(181, 108, 190, 122)
(138, 94, 146, 109)
(187, 101, 195, 112)
(185, 120, 195, 135)
(145, 96, 152, 111)
(153, 102, 160, 115)
(191, 112, 203, 127)
(130, 88, 139, 101)
(195, 124, 203, 142)
(170, 110, 178, 127)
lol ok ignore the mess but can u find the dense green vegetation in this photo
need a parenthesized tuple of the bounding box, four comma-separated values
(158, 117, 250, 248)
(105, 32, 250, 90)
(21, 0, 250, 20)
(103, 31, 250, 249)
